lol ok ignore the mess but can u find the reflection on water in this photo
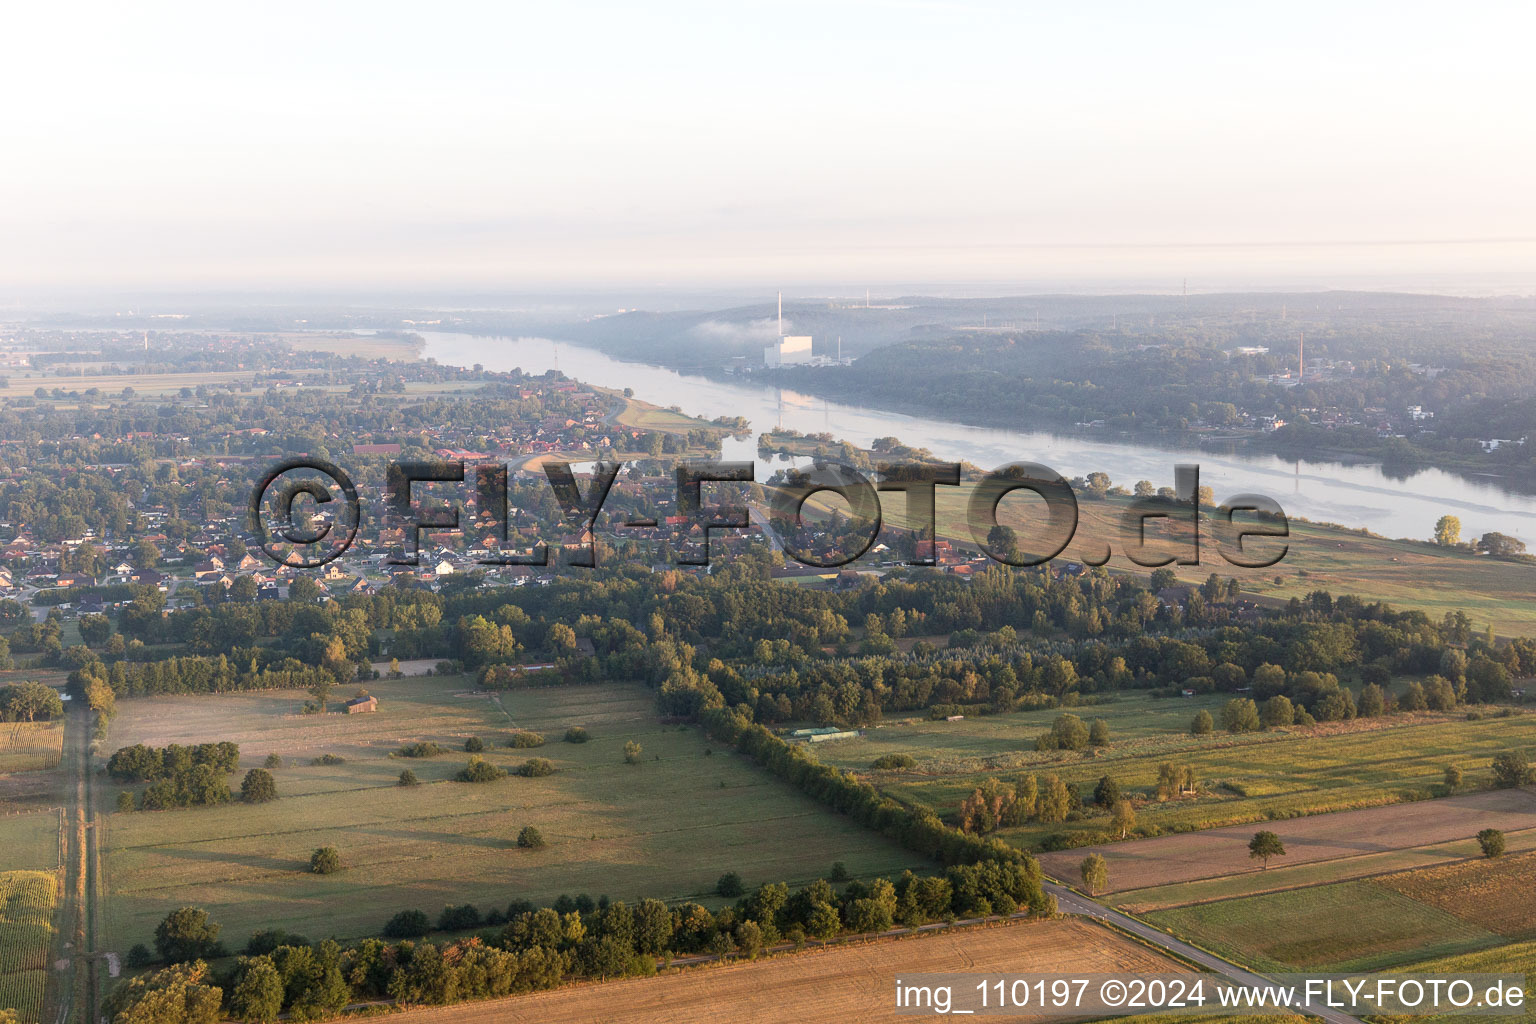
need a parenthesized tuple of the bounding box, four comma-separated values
(419, 332, 1536, 544)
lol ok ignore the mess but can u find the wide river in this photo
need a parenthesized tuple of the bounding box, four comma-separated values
(419, 332, 1536, 544)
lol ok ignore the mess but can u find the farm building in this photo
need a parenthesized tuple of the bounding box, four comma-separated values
(344, 694, 378, 714)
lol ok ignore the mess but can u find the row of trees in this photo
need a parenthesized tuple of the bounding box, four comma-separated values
(132, 857, 1053, 1024)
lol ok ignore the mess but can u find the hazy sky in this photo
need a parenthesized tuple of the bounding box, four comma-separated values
(4, 1, 1535, 293)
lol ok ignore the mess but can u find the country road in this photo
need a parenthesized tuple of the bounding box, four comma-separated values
(1045, 882, 1366, 1024)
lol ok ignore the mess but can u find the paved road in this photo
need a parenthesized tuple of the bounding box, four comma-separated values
(1047, 882, 1365, 1024)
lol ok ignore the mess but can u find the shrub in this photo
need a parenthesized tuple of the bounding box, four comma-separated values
(397, 769, 419, 786)
(871, 753, 917, 770)
(437, 904, 482, 931)
(515, 757, 555, 778)
(1190, 710, 1214, 735)
(464, 737, 485, 753)
(383, 909, 431, 938)
(564, 726, 590, 744)
(1478, 828, 1507, 858)
(716, 871, 744, 897)
(623, 740, 643, 764)
(828, 861, 850, 882)
(263, 753, 282, 770)
(116, 791, 134, 812)
(457, 756, 507, 782)
(516, 825, 545, 849)
(1088, 718, 1110, 746)
(310, 753, 345, 766)
(395, 741, 445, 759)
(507, 731, 546, 748)
(310, 846, 341, 874)
(124, 944, 154, 969)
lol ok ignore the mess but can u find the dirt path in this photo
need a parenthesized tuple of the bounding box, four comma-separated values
(51, 703, 99, 1024)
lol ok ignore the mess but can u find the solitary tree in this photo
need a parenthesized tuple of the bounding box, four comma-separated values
(1080, 853, 1108, 895)
(310, 846, 341, 875)
(397, 769, 419, 786)
(716, 871, 744, 897)
(262, 753, 282, 770)
(623, 740, 643, 764)
(1190, 709, 1214, 735)
(1088, 718, 1110, 747)
(1444, 764, 1464, 792)
(1478, 828, 1506, 859)
(1249, 830, 1286, 869)
(1093, 775, 1122, 809)
(1435, 514, 1462, 547)
(517, 825, 545, 849)
(1110, 798, 1137, 839)
(1492, 751, 1533, 788)
(240, 769, 276, 804)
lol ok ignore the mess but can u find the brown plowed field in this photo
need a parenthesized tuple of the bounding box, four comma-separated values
(1038, 786, 1536, 894)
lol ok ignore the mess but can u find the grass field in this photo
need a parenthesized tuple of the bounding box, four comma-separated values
(883, 481, 1536, 635)
(0, 813, 62, 874)
(0, 723, 64, 774)
(1037, 786, 1536, 893)
(831, 694, 1536, 850)
(386, 917, 1186, 1024)
(0, 370, 271, 398)
(0, 870, 58, 1024)
(1141, 850, 1536, 974)
(97, 677, 930, 952)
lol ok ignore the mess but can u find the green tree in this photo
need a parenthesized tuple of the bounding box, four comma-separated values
(1093, 775, 1121, 809)
(1478, 828, 1506, 859)
(716, 871, 744, 897)
(1190, 709, 1214, 735)
(154, 907, 222, 963)
(1492, 751, 1533, 788)
(1037, 775, 1071, 823)
(262, 753, 282, 770)
(228, 956, 283, 1024)
(1221, 697, 1261, 733)
(517, 825, 545, 849)
(1110, 798, 1136, 839)
(1444, 764, 1463, 792)
(1358, 683, 1387, 717)
(310, 846, 341, 875)
(1248, 830, 1286, 869)
(103, 961, 222, 1024)
(1261, 695, 1295, 728)
(397, 769, 419, 786)
(1435, 514, 1462, 547)
(240, 769, 276, 804)
(1088, 718, 1110, 747)
(1080, 853, 1108, 894)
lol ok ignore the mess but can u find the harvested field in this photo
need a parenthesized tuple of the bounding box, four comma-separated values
(1377, 849, 1536, 940)
(1037, 786, 1536, 893)
(387, 917, 1186, 1024)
